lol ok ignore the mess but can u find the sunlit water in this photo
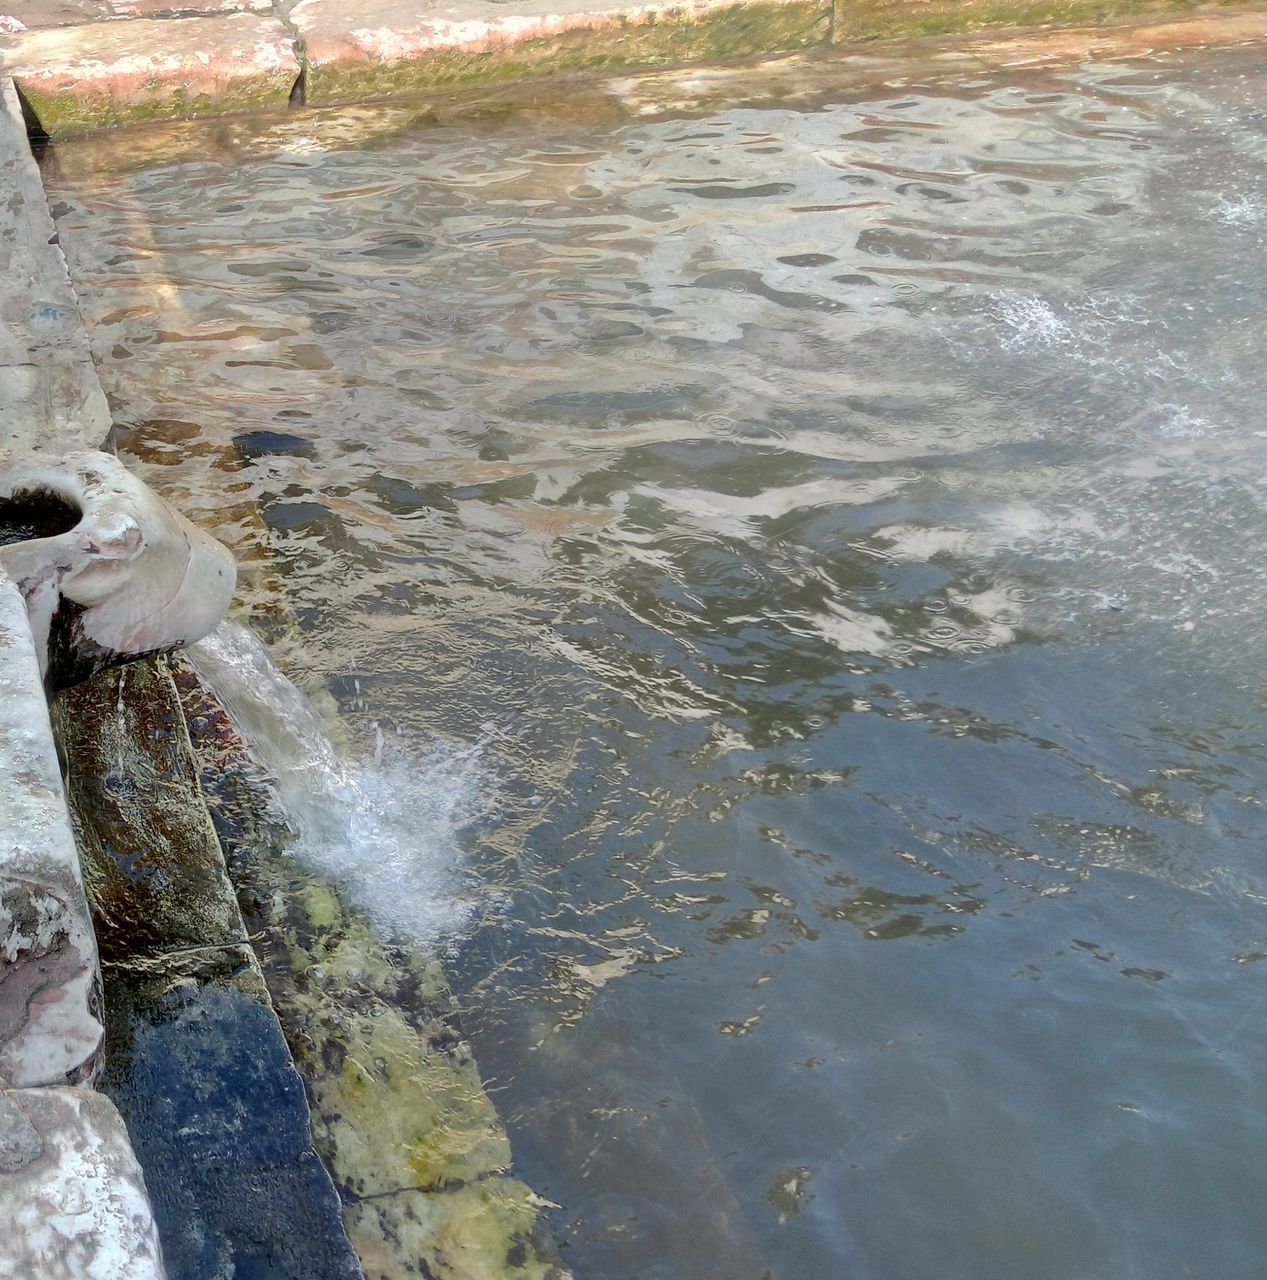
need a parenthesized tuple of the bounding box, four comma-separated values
(41, 40, 1267, 1279)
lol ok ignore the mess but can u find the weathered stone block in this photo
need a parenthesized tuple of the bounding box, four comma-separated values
(0, 576, 103, 1089)
(109, 0, 273, 15)
(0, 80, 108, 450)
(0, 1086, 165, 1279)
(290, 0, 832, 104)
(2, 12, 302, 136)
(56, 658, 365, 1280)
(0, 2, 112, 30)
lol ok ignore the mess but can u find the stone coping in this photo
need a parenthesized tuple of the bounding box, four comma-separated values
(2, 0, 1264, 135)
(0, 72, 168, 1278)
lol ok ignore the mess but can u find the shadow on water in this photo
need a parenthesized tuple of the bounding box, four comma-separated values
(39, 38, 1267, 1280)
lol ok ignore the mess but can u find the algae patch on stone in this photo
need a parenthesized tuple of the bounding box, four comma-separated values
(176, 665, 570, 1280)
(305, 1, 831, 105)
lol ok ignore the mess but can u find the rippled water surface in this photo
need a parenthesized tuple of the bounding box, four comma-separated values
(42, 42, 1267, 1279)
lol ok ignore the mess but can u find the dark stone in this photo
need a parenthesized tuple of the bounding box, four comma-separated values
(233, 430, 317, 461)
(0, 1092, 44, 1173)
(100, 960, 364, 1280)
(55, 661, 365, 1280)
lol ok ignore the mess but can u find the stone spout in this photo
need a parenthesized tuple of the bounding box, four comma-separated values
(0, 450, 235, 691)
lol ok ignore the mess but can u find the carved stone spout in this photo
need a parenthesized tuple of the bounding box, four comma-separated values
(0, 450, 235, 691)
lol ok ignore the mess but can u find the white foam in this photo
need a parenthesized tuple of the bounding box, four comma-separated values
(189, 622, 484, 944)
(1213, 193, 1265, 228)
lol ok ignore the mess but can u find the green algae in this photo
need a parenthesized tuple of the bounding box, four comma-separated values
(12, 68, 296, 140)
(305, 0, 831, 105)
(176, 664, 570, 1280)
(831, 0, 1206, 42)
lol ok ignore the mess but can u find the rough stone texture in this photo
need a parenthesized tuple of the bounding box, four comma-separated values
(0, 2, 113, 30)
(54, 657, 366, 1280)
(0, 0, 270, 27)
(0, 574, 104, 1090)
(0, 1086, 165, 1279)
(1, 12, 302, 135)
(110, 0, 274, 14)
(0, 80, 109, 450)
(291, 0, 831, 103)
(180, 666, 571, 1280)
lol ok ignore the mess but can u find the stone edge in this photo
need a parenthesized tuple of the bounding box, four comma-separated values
(1, 0, 1262, 133)
(0, 79, 166, 1278)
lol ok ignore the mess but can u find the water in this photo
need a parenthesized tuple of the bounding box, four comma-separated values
(41, 40, 1267, 1280)
(188, 621, 486, 943)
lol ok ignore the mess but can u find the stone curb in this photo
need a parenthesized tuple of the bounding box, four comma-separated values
(0, 78, 107, 448)
(1, 11, 300, 134)
(290, 0, 830, 105)
(0, 74, 168, 1280)
(5, 0, 1261, 134)
(0, 576, 103, 1091)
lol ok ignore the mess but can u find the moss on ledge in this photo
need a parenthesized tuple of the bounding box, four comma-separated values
(831, 0, 1205, 42)
(304, 1, 832, 105)
(12, 69, 295, 138)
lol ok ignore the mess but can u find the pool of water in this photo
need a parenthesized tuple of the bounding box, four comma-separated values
(41, 39, 1267, 1280)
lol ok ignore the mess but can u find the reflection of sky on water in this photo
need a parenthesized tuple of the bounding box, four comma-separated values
(44, 41, 1267, 1280)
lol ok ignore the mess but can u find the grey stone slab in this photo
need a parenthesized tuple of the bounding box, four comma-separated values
(0, 79, 109, 450)
(0, 574, 103, 1089)
(0, 1085, 165, 1279)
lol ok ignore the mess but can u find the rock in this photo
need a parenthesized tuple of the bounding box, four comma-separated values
(0, 450, 236, 691)
(55, 657, 366, 1280)
(0, 574, 103, 1089)
(289, 0, 830, 105)
(0, 80, 110, 452)
(178, 663, 573, 1280)
(0, 1085, 165, 1280)
(2, 12, 302, 136)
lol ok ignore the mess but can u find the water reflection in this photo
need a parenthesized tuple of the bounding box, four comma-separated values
(43, 40, 1267, 1280)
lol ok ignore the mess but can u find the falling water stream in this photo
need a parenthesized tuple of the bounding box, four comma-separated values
(189, 621, 486, 943)
(39, 37, 1267, 1280)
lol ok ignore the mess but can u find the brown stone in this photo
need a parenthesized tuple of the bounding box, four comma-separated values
(3, 12, 301, 136)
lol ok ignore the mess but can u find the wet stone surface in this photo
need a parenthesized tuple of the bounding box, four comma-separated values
(55, 659, 364, 1280)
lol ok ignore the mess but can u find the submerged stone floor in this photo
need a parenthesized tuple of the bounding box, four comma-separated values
(3, 0, 1267, 134)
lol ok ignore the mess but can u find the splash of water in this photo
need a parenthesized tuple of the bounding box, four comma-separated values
(189, 621, 484, 944)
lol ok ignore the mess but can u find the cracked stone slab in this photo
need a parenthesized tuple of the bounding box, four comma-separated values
(0, 1086, 165, 1280)
(0, 574, 103, 1089)
(290, 0, 831, 104)
(2, 11, 302, 136)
